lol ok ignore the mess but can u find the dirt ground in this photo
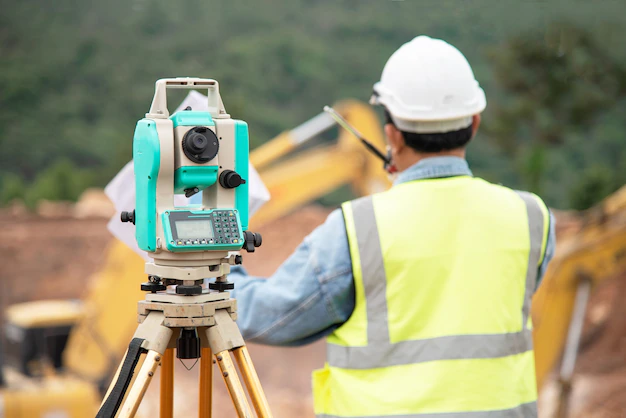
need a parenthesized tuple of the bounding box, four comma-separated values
(1, 204, 625, 417)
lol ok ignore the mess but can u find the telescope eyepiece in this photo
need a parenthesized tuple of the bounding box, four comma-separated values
(182, 126, 219, 163)
(190, 134, 208, 152)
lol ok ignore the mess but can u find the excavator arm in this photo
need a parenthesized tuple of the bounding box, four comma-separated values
(532, 186, 626, 390)
(250, 99, 390, 226)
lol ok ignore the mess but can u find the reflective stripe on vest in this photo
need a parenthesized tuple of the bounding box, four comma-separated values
(313, 177, 549, 418)
(317, 400, 537, 418)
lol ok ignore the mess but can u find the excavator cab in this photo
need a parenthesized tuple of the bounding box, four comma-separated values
(4, 299, 83, 376)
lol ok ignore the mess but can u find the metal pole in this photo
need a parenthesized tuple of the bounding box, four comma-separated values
(557, 276, 592, 418)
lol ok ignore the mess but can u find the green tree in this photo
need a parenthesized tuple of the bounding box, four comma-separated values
(23, 160, 95, 207)
(569, 166, 620, 210)
(0, 174, 26, 204)
(486, 23, 626, 203)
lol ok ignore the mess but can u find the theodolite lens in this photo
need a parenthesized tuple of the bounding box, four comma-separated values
(182, 126, 219, 163)
(190, 134, 208, 152)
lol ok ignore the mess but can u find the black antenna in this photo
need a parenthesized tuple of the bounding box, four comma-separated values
(323, 106, 390, 165)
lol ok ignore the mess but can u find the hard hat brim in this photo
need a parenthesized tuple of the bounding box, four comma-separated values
(370, 82, 486, 123)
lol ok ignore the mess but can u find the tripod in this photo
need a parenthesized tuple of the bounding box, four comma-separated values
(97, 288, 273, 418)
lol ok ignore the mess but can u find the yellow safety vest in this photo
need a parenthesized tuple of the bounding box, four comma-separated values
(312, 176, 550, 418)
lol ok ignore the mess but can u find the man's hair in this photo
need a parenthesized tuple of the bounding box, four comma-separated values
(384, 109, 473, 153)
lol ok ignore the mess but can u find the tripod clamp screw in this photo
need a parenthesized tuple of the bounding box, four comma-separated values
(209, 281, 235, 292)
(141, 275, 166, 293)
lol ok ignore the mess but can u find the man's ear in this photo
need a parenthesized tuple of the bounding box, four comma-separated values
(384, 123, 405, 153)
(471, 114, 481, 138)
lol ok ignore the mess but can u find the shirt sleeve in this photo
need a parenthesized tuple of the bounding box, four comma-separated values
(228, 208, 355, 346)
(536, 210, 556, 289)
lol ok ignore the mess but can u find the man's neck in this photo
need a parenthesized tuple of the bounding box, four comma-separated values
(398, 149, 466, 171)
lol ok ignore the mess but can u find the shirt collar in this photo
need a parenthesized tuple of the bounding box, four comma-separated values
(393, 156, 473, 186)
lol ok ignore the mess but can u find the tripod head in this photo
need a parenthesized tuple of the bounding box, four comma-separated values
(121, 78, 261, 294)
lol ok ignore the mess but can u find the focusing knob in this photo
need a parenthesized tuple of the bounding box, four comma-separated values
(219, 170, 247, 189)
(121, 210, 135, 224)
(182, 126, 219, 163)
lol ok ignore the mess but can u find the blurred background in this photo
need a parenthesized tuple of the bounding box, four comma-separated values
(1, 0, 626, 417)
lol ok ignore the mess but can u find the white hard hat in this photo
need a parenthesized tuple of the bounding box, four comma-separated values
(370, 36, 486, 133)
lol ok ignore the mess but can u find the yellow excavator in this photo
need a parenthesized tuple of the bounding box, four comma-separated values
(1, 99, 625, 417)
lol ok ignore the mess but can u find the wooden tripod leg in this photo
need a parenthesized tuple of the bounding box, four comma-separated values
(160, 348, 175, 418)
(118, 350, 162, 418)
(215, 350, 253, 418)
(199, 347, 213, 418)
(232, 347, 273, 418)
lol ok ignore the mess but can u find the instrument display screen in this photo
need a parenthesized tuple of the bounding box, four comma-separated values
(165, 209, 242, 250)
(175, 220, 214, 239)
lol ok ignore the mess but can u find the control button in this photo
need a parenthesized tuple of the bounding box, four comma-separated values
(230, 228, 238, 233)
(232, 238, 239, 243)
(177, 240, 183, 245)
(209, 239, 214, 244)
(192, 240, 199, 245)
(229, 211, 234, 216)
(200, 239, 207, 244)
(225, 233, 231, 238)
(185, 240, 191, 245)
(230, 222, 237, 227)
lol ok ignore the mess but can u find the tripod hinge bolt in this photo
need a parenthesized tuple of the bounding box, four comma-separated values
(155, 356, 161, 362)
(223, 372, 229, 377)
(148, 371, 154, 377)
(217, 355, 223, 361)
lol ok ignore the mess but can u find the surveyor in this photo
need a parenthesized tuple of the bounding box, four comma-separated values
(230, 35, 556, 418)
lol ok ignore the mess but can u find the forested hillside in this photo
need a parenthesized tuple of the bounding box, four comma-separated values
(1, 0, 625, 209)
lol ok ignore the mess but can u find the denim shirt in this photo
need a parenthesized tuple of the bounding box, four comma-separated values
(230, 157, 556, 346)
